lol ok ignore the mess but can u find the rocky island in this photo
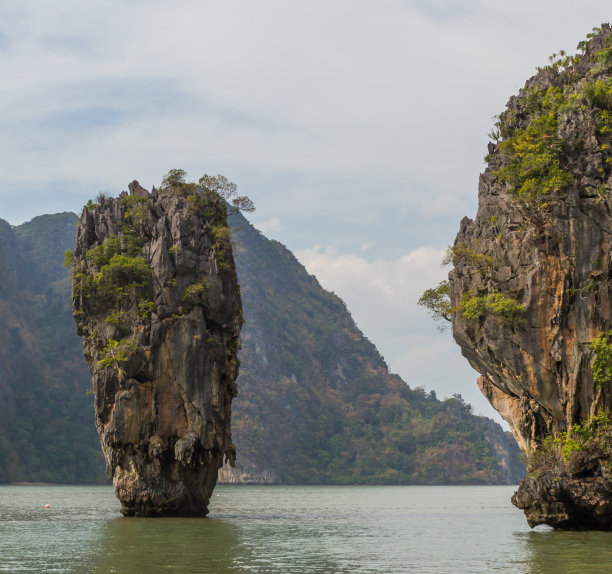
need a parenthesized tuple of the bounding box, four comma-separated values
(438, 25, 612, 528)
(70, 172, 243, 516)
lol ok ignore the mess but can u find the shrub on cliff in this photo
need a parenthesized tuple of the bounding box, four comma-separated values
(590, 330, 612, 387)
(493, 87, 573, 204)
(418, 282, 525, 325)
(488, 26, 612, 210)
(417, 280, 451, 329)
(458, 291, 526, 322)
(161, 169, 255, 216)
(98, 337, 138, 368)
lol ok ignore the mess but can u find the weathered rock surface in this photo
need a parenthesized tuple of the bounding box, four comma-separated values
(72, 181, 242, 516)
(449, 25, 612, 528)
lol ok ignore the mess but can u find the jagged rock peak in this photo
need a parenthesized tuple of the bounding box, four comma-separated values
(448, 25, 612, 528)
(71, 179, 243, 516)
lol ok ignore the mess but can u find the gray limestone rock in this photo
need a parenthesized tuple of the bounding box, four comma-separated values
(449, 25, 612, 529)
(72, 181, 242, 516)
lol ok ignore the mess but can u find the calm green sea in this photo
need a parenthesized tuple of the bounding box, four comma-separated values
(1, 485, 611, 573)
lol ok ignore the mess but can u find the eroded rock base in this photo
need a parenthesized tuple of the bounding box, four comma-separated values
(116, 460, 220, 517)
(513, 471, 612, 530)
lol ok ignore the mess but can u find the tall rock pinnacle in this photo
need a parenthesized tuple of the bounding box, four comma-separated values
(448, 24, 612, 529)
(71, 178, 243, 516)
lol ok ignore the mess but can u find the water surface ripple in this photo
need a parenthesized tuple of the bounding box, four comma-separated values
(1, 485, 611, 573)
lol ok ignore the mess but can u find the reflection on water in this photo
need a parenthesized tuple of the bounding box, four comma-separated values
(519, 529, 612, 574)
(90, 517, 243, 574)
(91, 514, 346, 573)
(3, 484, 612, 573)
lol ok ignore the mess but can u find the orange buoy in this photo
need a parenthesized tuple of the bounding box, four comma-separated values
(44, 505, 50, 509)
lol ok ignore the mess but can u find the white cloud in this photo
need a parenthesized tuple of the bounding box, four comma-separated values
(295, 244, 505, 423)
(252, 217, 285, 236)
(294, 245, 448, 357)
(2, 1, 610, 228)
(296, 244, 447, 310)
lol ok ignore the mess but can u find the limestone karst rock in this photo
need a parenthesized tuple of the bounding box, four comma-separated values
(72, 180, 242, 516)
(448, 24, 612, 529)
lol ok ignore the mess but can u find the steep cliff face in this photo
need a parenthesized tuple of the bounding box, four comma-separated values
(72, 181, 242, 516)
(449, 25, 612, 528)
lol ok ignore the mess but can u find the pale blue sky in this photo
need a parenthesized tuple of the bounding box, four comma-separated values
(1, 0, 610, 423)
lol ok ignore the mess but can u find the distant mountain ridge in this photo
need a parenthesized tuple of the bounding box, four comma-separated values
(0, 211, 524, 485)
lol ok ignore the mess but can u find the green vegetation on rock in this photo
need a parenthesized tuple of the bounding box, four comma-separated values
(418, 282, 525, 325)
(181, 282, 208, 312)
(73, 232, 154, 318)
(488, 26, 612, 210)
(161, 169, 255, 217)
(458, 290, 526, 322)
(535, 411, 612, 464)
(443, 244, 496, 274)
(417, 280, 451, 328)
(590, 330, 612, 387)
(98, 338, 138, 369)
(105, 310, 129, 326)
(494, 87, 573, 204)
(158, 169, 254, 275)
(121, 194, 153, 227)
(63, 249, 73, 268)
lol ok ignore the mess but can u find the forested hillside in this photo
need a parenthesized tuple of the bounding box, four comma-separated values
(0, 214, 104, 483)
(0, 211, 524, 485)
(227, 213, 523, 484)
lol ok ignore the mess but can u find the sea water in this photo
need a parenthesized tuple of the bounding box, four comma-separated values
(1, 485, 612, 573)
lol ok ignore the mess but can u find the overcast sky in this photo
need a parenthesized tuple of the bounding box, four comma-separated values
(1, 1, 610, 425)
